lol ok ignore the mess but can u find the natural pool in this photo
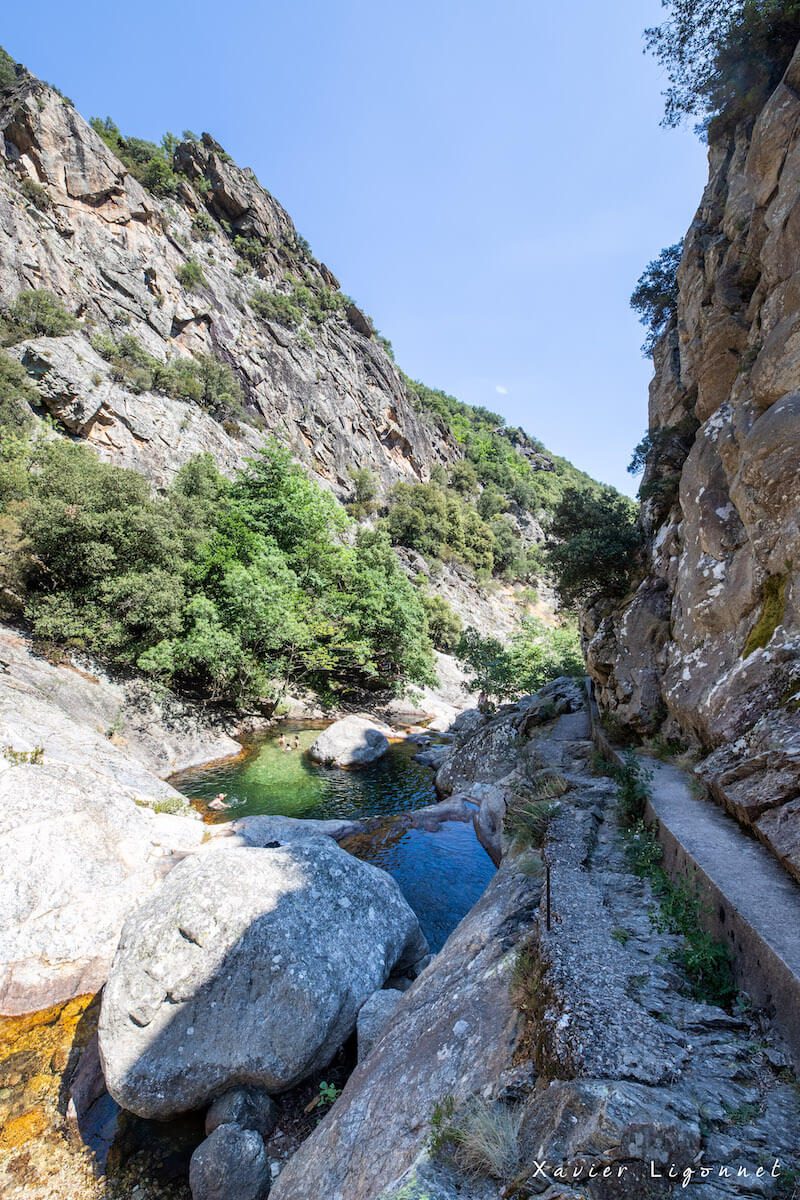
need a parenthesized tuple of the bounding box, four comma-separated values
(171, 721, 495, 952)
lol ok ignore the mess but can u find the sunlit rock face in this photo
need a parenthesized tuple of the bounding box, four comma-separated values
(98, 840, 428, 1118)
(0, 74, 454, 495)
(584, 41, 800, 878)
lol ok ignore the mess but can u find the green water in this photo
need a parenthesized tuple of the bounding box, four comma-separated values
(171, 722, 438, 823)
(171, 722, 495, 952)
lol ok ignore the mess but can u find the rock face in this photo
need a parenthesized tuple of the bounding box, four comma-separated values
(0, 75, 453, 496)
(585, 41, 800, 882)
(0, 624, 236, 1015)
(98, 839, 429, 1118)
(308, 716, 392, 767)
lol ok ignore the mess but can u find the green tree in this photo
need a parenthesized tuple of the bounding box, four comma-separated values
(645, 0, 800, 136)
(545, 487, 641, 609)
(421, 593, 463, 653)
(630, 242, 683, 355)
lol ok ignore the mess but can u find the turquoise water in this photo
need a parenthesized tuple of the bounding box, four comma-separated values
(171, 722, 495, 951)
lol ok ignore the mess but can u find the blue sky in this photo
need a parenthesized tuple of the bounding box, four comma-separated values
(3, 1, 707, 493)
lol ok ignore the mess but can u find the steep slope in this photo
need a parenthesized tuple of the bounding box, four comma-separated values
(585, 40, 800, 881)
(0, 70, 453, 492)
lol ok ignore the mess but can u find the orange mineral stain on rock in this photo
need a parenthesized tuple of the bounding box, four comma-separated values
(0, 994, 103, 1199)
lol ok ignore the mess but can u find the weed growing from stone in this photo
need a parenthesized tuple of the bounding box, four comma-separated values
(318, 1080, 341, 1107)
(429, 1096, 523, 1184)
(505, 798, 558, 850)
(613, 751, 653, 827)
(2, 744, 44, 765)
(624, 820, 736, 1009)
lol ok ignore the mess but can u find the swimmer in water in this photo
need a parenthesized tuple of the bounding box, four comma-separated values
(208, 792, 229, 811)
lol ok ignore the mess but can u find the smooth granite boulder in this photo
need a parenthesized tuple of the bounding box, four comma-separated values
(308, 716, 392, 767)
(99, 840, 428, 1117)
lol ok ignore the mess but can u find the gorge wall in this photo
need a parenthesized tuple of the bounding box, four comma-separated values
(0, 71, 453, 493)
(585, 41, 800, 882)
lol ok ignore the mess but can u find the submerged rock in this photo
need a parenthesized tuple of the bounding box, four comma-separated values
(98, 839, 428, 1118)
(308, 716, 392, 767)
(189, 1123, 270, 1200)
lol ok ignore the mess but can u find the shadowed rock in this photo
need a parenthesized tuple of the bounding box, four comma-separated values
(98, 839, 428, 1117)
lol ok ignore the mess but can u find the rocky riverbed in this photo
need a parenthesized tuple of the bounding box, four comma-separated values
(2, 644, 799, 1200)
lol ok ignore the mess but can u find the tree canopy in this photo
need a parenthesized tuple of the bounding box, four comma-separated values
(645, 0, 800, 137)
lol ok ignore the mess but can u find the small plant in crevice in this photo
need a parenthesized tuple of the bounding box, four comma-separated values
(429, 1095, 523, 1184)
(177, 257, 206, 291)
(317, 1080, 341, 1107)
(3, 744, 44, 765)
(505, 798, 558, 851)
(613, 750, 653, 828)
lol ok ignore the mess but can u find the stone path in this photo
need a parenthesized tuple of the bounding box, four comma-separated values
(588, 685, 800, 1068)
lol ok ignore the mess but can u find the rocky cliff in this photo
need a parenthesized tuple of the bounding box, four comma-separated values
(0, 70, 455, 493)
(585, 42, 800, 882)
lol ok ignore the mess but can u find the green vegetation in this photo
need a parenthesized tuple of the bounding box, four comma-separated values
(90, 117, 179, 196)
(191, 211, 216, 241)
(90, 333, 245, 424)
(4, 289, 78, 340)
(429, 1096, 523, 1184)
(743, 573, 787, 656)
(403, 374, 598, 516)
(645, 0, 800, 137)
(3, 745, 44, 765)
(613, 751, 654, 828)
(420, 593, 463, 653)
(623, 810, 737, 1008)
(317, 1081, 341, 1106)
(250, 277, 347, 331)
(385, 481, 497, 575)
(456, 618, 583, 707)
(0, 434, 434, 707)
(505, 798, 558, 850)
(177, 258, 206, 291)
(18, 177, 51, 212)
(630, 242, 683, 355)
(544, 486, 641, 608)
(0, 353, 39, 430)
(250, 288, 303, 328)
(0, 46, 18, 91)
(346, 467, 379, 519)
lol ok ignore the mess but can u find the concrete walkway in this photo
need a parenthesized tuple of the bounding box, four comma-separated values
(587, 686, 800, 1067)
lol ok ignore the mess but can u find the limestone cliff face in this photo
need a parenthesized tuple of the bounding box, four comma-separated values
(585, 42, 800, 880)
(0, 72, 454, 493)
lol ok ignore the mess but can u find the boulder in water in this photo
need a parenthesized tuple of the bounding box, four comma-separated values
(98, 840, 428, 1117)
(308, 716, 392, 767)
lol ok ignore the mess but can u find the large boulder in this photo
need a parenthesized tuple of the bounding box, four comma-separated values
(0, 759, 204, 1015)
(308, 716, 392, 767)
(98, 840, 428, 1118)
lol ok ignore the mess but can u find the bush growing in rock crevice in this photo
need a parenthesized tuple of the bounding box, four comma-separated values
(90, 332, 246, 424)
(3, 289, 78, 341)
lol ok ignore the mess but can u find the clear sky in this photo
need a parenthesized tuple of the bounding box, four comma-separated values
(3, 1, 708, 494)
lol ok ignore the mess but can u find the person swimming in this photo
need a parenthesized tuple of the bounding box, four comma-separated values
(208, 792, 230, 810)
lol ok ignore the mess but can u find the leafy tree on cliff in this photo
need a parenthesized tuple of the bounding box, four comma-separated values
(630, 242, 683, 355)
(646, 0, 800, 137)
